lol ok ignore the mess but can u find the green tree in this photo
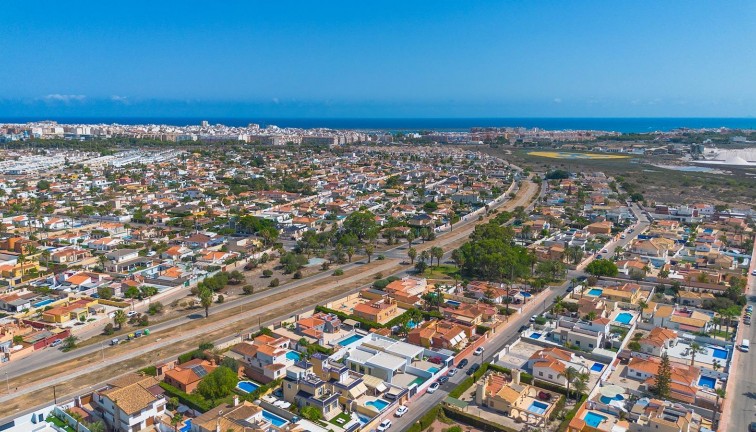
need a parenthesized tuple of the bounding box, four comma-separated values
(407, 247, 417, 264)
(364, 244, 374, 263)
(243, 284, 255, 295)
(63, 335, 78, 351)
(170, 413, 184, 432)
(342, 211, 378, 241)
(430, 246, 444, 267)
(300, 405, 323, 422)
(654, 352, 672, 399)
(198, 286, 213, 318)
(196, 366, 238, 403)
(113, 309, 127, 330)
(562, 366, 580, 400)
(688, 342, 706, 366)
(585, 259, 618, 278)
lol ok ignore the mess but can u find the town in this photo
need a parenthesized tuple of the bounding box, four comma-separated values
(0, 125, 752, 432)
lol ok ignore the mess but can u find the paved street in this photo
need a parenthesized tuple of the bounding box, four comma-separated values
(722, 240, 756, 432)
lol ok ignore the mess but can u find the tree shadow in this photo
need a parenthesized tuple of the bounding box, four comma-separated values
(187, 313, 205, 320)
(742, 391, 756, 400)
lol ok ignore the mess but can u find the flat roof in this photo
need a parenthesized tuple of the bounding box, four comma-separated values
(366, 351, 406, 371)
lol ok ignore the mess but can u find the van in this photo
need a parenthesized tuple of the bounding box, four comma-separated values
(110, 338, 119, 346)
(741, 339, 750, 352)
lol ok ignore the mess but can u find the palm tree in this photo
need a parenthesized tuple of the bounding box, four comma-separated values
(199, 286, 213, 318)
(562, 366, 580, 400)
(406, 231, 415, 246)
(170, 413, 184, 432)
(572, 373, 589, 400)
(713, 388, 726, 427)
(113, 310, 127, 330)
(364, 244, 374, 263)
(407, 247, 417, 264)
(688, 342, 707, 366)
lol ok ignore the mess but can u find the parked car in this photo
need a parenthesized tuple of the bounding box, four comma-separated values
(457, 359, 469, 369)
(126, 311, 138, 317)
(110, 338, 119, 346)
(134, 330, 143, 338)
(538, 391, 552, 401)
(448, 368, 457, 376)
(474, 347, 484, 356)
(467, 363, 481, 376)
(529, 315, 537, 323)
(428, 356, 443, 364)
(394, 406, 408, 417)
(377, 419, 392, 431)
(50, 339, 62, 347)
(427, 382, 440, 394)
(601, 249, 608, 253)
(518, 325, 529, 333)
(438, 376, 449, 384)
(750, 421, 756, 432)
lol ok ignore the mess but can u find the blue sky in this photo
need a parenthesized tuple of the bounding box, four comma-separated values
(1, 1, 754, 118)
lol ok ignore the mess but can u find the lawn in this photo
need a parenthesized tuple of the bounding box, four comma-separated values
(328, 412, 353, 427)
(46, 415, 76, 432)
(422, 264, 460, 280)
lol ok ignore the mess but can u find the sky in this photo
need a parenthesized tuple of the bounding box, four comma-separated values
(1, 1, 755, 118)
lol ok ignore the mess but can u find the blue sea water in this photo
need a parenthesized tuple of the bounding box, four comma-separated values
(3, 117, 756, 133)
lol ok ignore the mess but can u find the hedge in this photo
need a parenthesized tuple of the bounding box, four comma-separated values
(442, 407, 517, 432)
(476, 324, 491, 335)
(448, 363, 490, 398)
(159, 382, 213, 412)
(556, 394, 588, 432)
(406, 406, 441, 432)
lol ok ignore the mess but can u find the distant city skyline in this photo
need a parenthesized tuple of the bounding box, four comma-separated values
(1, 1, 755, 118)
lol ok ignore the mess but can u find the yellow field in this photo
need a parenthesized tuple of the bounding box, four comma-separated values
(528, 151, 630, 160)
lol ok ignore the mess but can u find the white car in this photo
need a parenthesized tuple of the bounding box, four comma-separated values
(427, 382, 440, 394)
(126, 311, 138, 317)
(447, 368, 457, 376)
(474, 347, 485, 356)
(377, 419, 392, 431)
(394, 405, 408, 417)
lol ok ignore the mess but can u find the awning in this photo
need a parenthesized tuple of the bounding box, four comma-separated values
(362, 375, 388, 393)
(444, 396, 469, 409)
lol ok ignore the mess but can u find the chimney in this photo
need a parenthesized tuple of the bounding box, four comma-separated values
(233, 395, 239, 406)
(513, 369, 520, 386)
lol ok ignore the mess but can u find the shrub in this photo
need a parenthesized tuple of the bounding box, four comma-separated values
(262, 269, 273, 277)
(242, 285, 254, 295)
(140, 365, 158, 376)
(103, 323, 114, 335)
(269, 278, 280, 287)
(216, 295, 225, 304)
(293, 270, 303, 279)
(332, 269, 344, 276)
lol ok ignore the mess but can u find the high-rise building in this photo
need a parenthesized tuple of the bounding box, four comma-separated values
(201, 120, 209, 128)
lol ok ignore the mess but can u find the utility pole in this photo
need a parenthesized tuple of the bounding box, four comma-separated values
(5, 372, 8, 394)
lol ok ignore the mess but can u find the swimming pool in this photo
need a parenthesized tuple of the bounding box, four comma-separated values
(587, 288, 603, 296)
(698, 376, 716, 389)
(530, 332, 542, 339)
(262, 410, 289, 427)
(445, 300, 461, 307)
(614, 312, 633, 324)
(366, 399, 390, 412)
(179, 419, 192, 432)
(286, 351, 301, 361)
(33, 299, 55, 308)
(338, 334, 364, 346)
(599, 394, 625, 404)
(710, 347, 728, 359)
(583, 412, 608, 428)
(519, 291, 532, 298)
(527, 401, 549, 415)
(237, 380, 260, 394)
(428, 366, 440, 373)
(591, 363, 604, 372)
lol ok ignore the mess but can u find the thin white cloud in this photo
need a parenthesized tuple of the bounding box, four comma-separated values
(110, 95, 128, 103)
(42, 94, 87, 103)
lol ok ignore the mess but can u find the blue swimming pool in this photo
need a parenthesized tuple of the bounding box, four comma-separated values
(530, 332, 542, 339)
(519, 291, 532, 298)
(711, 347, 728, 359)
(599, 394, 625, 404)
(445, 300, 461, 307)
(366, 399, 390, 412)
(179, 419, 192, 432)
(237, 381, 260, 394)
(338, 334, 364, 346)
(583, 412, 608, 428)
(698, 376, 716, 389)
(262, 410, 289, 427)
(33, 299, 55, 308)
(527, 400, 549, 415)
(614, 312, 633, 324)
(286, 351, 301, 361)
(428, 366, 440, 373)
(588, 288, 603, 296)
(591, 362, 604, 372)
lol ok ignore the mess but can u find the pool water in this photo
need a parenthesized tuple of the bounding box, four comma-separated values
(237, 381, 260, 393)
(262, 410, 289, 427)
(286, 351, 301, 361)
(445, 300, 461, 307)
(33, 299, 55, 308)
(587, 288, 603, 296)
(599, 394, 625, 404)
(698, 376, 716, 389)
(428, 367, 440, 373)
(338, 334, 364, 346)
(583, 412, 608, 428)
(591, 363, 604, 372)
(527, 400, 549, 415)
(519, 291, 532, 298)
(711, 347, 728, 359)
(530, 332, 542, 339)
(179, 420, 192, 432)
(614, 312, 633, 324)
(366, 399, 390, 412)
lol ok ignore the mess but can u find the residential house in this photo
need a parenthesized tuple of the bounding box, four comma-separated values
(163, 358, 217, 393)
(92, 373, 167, 432)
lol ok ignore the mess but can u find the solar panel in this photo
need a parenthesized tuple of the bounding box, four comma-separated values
(192, 365, 208, 378)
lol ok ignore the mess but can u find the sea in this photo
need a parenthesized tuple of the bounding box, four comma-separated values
(2, 117, 756, 133)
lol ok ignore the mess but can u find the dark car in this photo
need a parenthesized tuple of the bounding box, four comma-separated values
(750, 422, 756, 432)
(428, 356, 443, 364)
(518, 325, 529, 333)
(457, 359, 469, 369)
(466, 363, 480, 376)
(538, 391, 552, 401)
(438, 376, 449, 384)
